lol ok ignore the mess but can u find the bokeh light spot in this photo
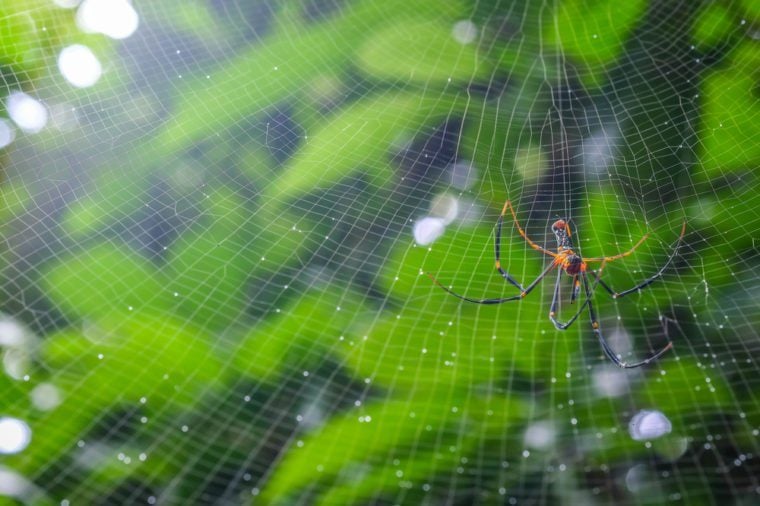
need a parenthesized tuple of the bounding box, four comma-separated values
(7, 92, 48, 134)
(58, 44, 103, 88)
(0, 418, 32, 454)
(413, 217, 446, 245)
(629, 410, 672, 441)
(77, 0, 139, 39)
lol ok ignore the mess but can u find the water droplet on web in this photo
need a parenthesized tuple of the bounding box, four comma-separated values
(58, 44, 102, 88)
(0, 417, 32, 454)
(629, 410, 672, 441)
(413, 217, 445, 245)
(30, 383, 62, 411)
(0, 119, 14, 148)
(452, 20, 478, 44)
(77, 0, 139, 39)
(7, 92, 48, 133)
(524, 421, 556, 449)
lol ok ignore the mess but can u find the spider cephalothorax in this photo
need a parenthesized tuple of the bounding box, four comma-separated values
(428, 201, 686, 368)
(551, 219, 572, 249)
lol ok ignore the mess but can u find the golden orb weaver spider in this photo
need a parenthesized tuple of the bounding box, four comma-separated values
(428, 201, 687, 368)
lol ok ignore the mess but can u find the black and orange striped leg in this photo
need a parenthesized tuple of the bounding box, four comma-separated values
(570, 275, 581, 303)
(427, 261, 557, 305)
(581, 272, 672, 368)
(549, 271, 589, 330)
(494, 206, 526, 291)
(590, 241, 680, 299)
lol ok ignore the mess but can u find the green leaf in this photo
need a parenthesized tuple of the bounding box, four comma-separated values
(681, 182, 760, 305)
(262, 92, 473, 206)
(694, 4, 738, 48)
(167, 187, 257, 329)
(740, 0, 760, 19)
(0, 182, 31, 222)
(458, 81, 551, 204)
(315, 444, 470, 506)
(17, 315, 225, 474)
(234, 290, 367, 380)
(42, 315, 224, 400)
(44, 243, 173, 320)
(512, 143, 547, 182)
(700, 42, 760, 175)
(0, 1, 47, 78)
(262, 395, 527, 504)
(544, 0, 648, 87)
(357, 20, 482, 84)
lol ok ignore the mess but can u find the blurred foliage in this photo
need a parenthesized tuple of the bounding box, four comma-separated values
(1, 0, 760, 505)
(545, 0, 649, 88)
(0, 0, 112, 98)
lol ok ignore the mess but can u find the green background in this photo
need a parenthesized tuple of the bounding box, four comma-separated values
(1, 0, 758, 504)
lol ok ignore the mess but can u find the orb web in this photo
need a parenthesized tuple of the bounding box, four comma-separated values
(1, 0, 758, 504)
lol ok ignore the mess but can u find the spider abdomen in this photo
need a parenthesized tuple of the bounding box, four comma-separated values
(561, 253, 584, 275)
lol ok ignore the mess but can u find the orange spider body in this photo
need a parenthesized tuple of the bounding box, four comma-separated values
(551, 219, 585, 276)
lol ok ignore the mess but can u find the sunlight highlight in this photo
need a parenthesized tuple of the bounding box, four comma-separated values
(0, 418, 31, 454)
(592, 366, 630, 398)
(0, 468, 31, 499)
(582, 127, 618, 174)
(413, 217, 446, 246)
(6, 93, 48, 134)
(0, 119, 15, 149)
(30, 383, 62, 411)
(77, 0, 139, 39)
(447, 161, 478, 190)
(53, 0, 81, 7)
(429, 194, 459, 225)
(452, 20, 478, 45)
(58, 44, 103, 88)
(523, 421, 556, 449)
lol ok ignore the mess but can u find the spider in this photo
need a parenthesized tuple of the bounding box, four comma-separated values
(428, 201, 687, 368)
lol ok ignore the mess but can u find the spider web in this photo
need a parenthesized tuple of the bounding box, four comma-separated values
(1, 0, 759, 504)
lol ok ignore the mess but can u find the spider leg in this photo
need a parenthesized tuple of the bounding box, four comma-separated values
(589, 221, 686, 299)
(570, 275, 581, 303)
(581, 272, 673, 368)
(584, 221, 686, 264)
(494, 202, 527, 290)
(504, 201, 558, 258)
(427, 261, 556, 305)
(583, 233, 649, 263)
(588, 274, 617, 297)
(549, 271, 589, 330)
